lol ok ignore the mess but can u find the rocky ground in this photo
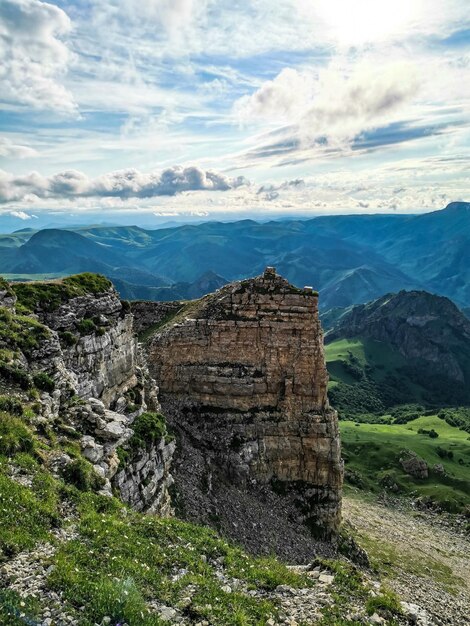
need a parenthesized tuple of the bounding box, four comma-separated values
(3, 490, 468, 625)
(343, 492, 470, 625)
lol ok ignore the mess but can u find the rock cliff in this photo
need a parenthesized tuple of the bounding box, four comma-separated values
(2, 274, 174, 515)
(147, 267, 343, 540)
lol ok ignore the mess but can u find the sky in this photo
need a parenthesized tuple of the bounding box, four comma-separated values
(0, 0, 469, 225)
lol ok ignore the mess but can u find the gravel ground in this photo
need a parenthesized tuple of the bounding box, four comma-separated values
(343, 494, 470, 626)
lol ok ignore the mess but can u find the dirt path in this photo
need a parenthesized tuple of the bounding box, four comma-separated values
(343, 494, 470, 625)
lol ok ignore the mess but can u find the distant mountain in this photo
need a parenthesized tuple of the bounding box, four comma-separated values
(325, 290, 470, 410)
(112, 271, 227, 301)
(0, 229, 121, 275)
(1, 202, 469, 309)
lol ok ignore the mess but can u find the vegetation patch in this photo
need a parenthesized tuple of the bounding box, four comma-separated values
(0, 395, 23, 416)
(12, 273, 112, 313)
(76, 318, 97, 335)
(0, 413, 35, 456)
(0, 466, 60, 557)
(33, 372, 55, 393)
(49, 506, 308, 626)
(341, 415, 470, 512)
(365, 587, 402, 618)
(0, 307, 50, 356)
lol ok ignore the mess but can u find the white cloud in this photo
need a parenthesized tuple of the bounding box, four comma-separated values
(235, 68, 314, 124)
(121, 0, 201, 33)
(9, 210, 36, 219)
(294, 0, 469, 47)
(299, 61, 419, 143)
(0, 137, 38, 158)
(235, 60, 420, 160)
(0, 0, 76, 113)
(0, 165, 249, 203)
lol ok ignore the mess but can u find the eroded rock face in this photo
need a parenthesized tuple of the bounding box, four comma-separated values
(148, 267, 343, 538)
(33, 291, 137, 406)
(6, 279, 175, 516)
(131, 301, 184, 335)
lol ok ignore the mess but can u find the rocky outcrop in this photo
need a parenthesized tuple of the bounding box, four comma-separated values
(32, 291, 137, 406)
(147, 267, 343, 539)
(400, 452, 429, 479)
(113, 437, 175, 515)
(1, 276, 175, 516)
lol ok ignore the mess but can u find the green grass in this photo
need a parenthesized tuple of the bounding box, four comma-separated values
(0, 307, 50, 355)
(341, 415, 470, 512)
(0, 411, 314, 626)
(325, 337, 437, 414)
(325, 337, 419, 385)
(0, 465, 60, 557)
(49, 505, 309, 626)
(12, 273, 112, 313)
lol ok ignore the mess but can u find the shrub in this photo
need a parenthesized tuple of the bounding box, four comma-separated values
(119, 412, 172, 462)
(0, 396, 23, 416)
(33, 372, 55, 393)
(417, 428, 439, 438)
(59, 331, 78, 346)
(61, 458, 104, 492)
(0, 363, 32, 390)
(0, 413, 35, 456)
(130, 412, 167, 447)
(436, 446, 454, 460)
(76, 318, 96, 335)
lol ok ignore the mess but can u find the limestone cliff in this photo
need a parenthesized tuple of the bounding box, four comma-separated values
(2, 275, 174, 515)
(147, 267, 343, 539)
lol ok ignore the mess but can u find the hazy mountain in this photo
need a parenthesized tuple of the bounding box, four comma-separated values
(1, 201, 469, 309)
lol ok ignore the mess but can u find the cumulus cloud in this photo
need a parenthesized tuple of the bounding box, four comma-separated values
(0, 137, 38, 158)
(0, 0, 76, 112)
(9, 210, 36, 220)
(0, 166, 248, 204)
(235, 61, 420, 161)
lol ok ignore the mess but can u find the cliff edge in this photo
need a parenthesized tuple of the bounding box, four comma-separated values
(146, 267, 343, 545)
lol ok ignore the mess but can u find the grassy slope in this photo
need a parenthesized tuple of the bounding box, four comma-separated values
(1, 409, 384, 626)
(325, 337, 429, 406)
(341, 415, 470, 512)
(326, 337, 417, 384)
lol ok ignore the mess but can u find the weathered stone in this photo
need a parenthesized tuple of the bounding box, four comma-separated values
(80, 436, 104, 463)
(400, 452, 429, 479)
(148, 267, 343, 538)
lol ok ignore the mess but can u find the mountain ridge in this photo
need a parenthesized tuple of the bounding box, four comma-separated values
(1, 201, 469, 309)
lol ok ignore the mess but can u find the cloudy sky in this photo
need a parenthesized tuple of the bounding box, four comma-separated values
(0, 0, 469, 222)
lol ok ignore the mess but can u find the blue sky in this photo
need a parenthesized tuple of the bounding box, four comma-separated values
(0, 0, 469, 222)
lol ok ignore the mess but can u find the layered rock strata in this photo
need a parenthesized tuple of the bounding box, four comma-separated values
(148, 267, 343, 538)
(3, 278, 174, 515)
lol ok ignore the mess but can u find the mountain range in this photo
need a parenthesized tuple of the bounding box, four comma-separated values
(1, 201, 469, 309)
(324, 290, 470, 410)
